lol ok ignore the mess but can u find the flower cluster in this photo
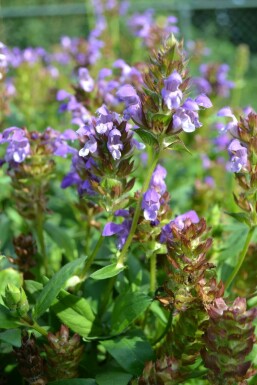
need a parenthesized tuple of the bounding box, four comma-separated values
(116, 38, 212, 145)
(128, 10, 179, 50)
(194, 63, 234, 98)
(202, 297, 257, 385)
(57, 59, 144, 127)
(142, 165, 167, 221)
(62, 105, 141, 212)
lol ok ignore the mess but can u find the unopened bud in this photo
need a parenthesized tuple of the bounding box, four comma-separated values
(3, 284, 29, 318)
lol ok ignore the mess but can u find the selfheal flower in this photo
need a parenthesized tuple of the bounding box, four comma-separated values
(0, 127, 30, 163)
(150, 165, 167, 194)
(107, 129, 123, 159)
(160, 210, 199, 243)
(79, 136, 97, 157)
(217, 107, 238, 135)
(128, 10, 153, 39)
(227, 139, 248, 173)
(116, 84, 143, 124)
(172, 95, 212, 133)
(161, 71, 183, 110)
(78, 67, 94, 92)
(142, 188, 161, 221)
(102, 210, 131, 249)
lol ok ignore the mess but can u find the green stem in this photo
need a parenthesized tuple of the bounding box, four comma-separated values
(81, 234, 105, 278)
(99, 276, 116, 315)
(150, 252, 157, 293)
(225, 226, 255, 290)
(20, 317, 48, 337)
(117, 149, 160, 266)
(35, 208, 48, 275)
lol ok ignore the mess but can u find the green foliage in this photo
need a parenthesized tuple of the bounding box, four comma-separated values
(111, 290, 151, 334)
(101, 331, 155, 376)
(90, 263, 126, 280)
(33, 256, 86, 319)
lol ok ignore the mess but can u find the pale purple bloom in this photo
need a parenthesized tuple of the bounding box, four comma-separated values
(116, 84, 143, 124)
(98, 68, 112, 79)
(160, 210, 199, 243)
(107, 129, 123, 159)
(0, 127, 31, 163)
(128, 10, 153, 39)
(196, 63, 234, 98)
(217, 107, 238, 135)
(227, 139, 248, 173)
(78, 68, 94, 92)
(172, 95, 212, 133)
(193, 77, 212, 95)
(195, 94, 212, 108)
(173, 108, 199, 133)
(204, 176, 215, 187)
(162, 71, 183, 110)
(79, 136, 97, 157)
(60, 36, 72, 49)
(201, 154, 211, 169)
(142, 188, 161, 221)
(150, 165, 167, 194)
(102, 210, 131, 249)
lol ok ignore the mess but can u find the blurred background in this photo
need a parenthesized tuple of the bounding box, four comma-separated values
(0, 0, 257, 107)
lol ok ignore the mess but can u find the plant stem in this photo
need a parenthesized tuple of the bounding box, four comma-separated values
(150, 252, 157, 293)
(81, 234, 104, 278)
(225, 226, 255, 290)
(36, 208, 48, 275)
(117, 149, 160, 266)
(20, 317, 48, 337)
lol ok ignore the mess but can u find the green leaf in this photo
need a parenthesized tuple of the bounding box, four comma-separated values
(142, 87, 160, 106)
(0, 329, 21, 347)
(101, 331, 154, 375)
(48, 380, 97, 385)
(44, 221, 76, 261)
(90, 263, 126, 280)
(135, 128, 159, 146)
(0, 304, 19, 329)
(33, 256, 86, 319)
(218, 224, 248, 263)
(225, 211, 251, 226)
(165, 137, 192, 154)
(24, 280, 43, 296)
(111, 290, 151, 334)
(51, 290, 95, 338)
(96, 369, 132, 385)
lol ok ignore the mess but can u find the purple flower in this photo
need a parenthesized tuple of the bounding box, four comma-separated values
(160, 210, 200, 243)
(0, 127, 30, 163)
(78, 68, 94, 92)
(116, 84, 143, 124)
(150, 165, 167, 194)
(107, 129, 123, 160)
(217, 107, 238, 135)
(128, 10, 153, 39)
(142, 188, 161, 221)
(79, 136, 97, 157)
(102, 210, 131, 249)
(162, 71, 183, 110)
(227, 139, 248, 173)
(172, 95, 212, 133)
(195, 94, 212, 108)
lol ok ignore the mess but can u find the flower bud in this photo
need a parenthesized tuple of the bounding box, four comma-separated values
(3, 284, 29, 318)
